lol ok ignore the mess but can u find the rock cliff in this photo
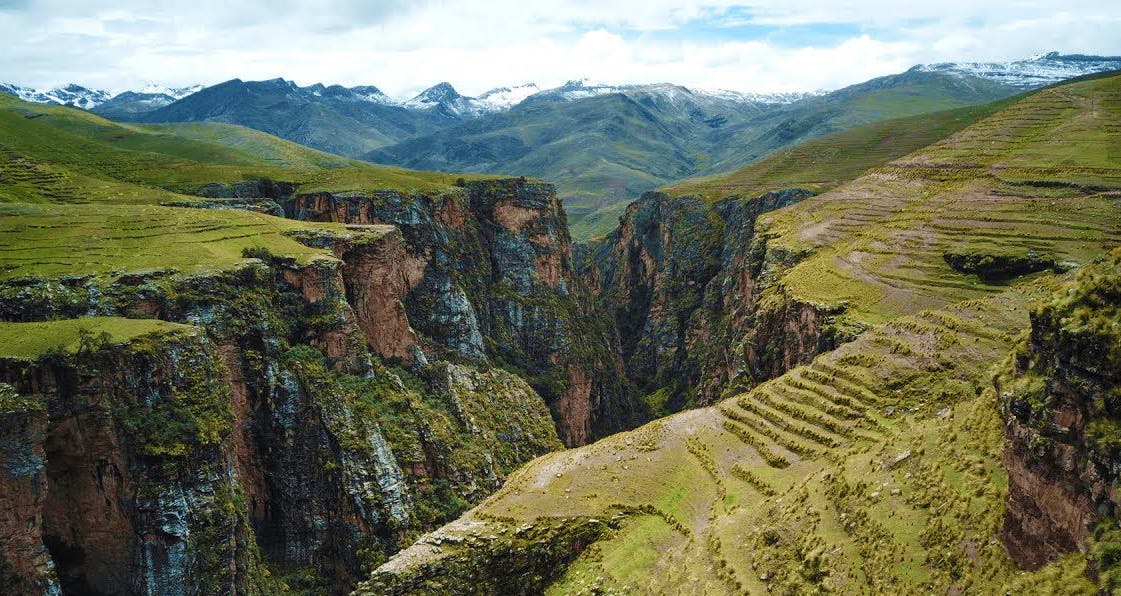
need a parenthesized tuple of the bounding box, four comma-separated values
(0, 202, 571, 592)
(583, 189, 853, 412)
(283, 179, 641, 445)
(998, 249, 1121, 582)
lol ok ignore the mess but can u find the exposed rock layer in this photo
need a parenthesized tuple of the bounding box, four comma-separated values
(283, 179, 641, 445)
(583, 189, 850, 410)
(0, 185, 580, 593)
(999, 250, 1121, 570)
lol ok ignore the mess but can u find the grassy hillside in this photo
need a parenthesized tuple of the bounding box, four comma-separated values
(0, 317, 195, 360)
(0, 92, 474, 205)
(572, 99, 1018, 240)
(662, 100, 1016, 202)
(0, 203, 394, 280)
(766, 73, 1121, 326)
(366, 73, 1121, 594)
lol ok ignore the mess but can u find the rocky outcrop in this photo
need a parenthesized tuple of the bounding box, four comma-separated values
(353, 515, 613, 595)
(283, 179, 641, 446)
(0, 330, 253, 596)
(0, 221, 567, 593)
(0, 388, 55, 596)
(943, 251, 1063, 282)
(998, 249, 1121, 573)
(583, 189, 847, 410)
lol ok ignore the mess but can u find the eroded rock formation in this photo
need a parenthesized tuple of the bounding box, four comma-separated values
(0, 192, 577, 593)
(583, 189, 851, 411)
(998, 250, 1121, 572)
(283, 179, 640, 445)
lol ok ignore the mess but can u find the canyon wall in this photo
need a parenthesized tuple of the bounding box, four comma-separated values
(283, 179, 641, 446)
(998, 249, 1121, 580)
(583, 189, 853, 411)
(0, 187, 585, 593)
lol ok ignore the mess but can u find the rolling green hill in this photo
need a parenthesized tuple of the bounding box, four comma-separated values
(0, 91, 475, 205)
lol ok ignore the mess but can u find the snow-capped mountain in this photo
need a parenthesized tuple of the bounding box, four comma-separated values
(529, 79, 821, 106)
(402, 82, 541, 117)
(534, 79, 632, 101)
(476, 83, 540, 110)
(349, 85, 393, 104)
(0, 82, 203, 112)
(917, 51, 1121, 89)
(0, 83, 113, 109)
(403, 82, 462, 109)
(136, 83, 204, 100)
(696, 88, 822, 105)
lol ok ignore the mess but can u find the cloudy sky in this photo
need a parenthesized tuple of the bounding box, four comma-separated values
(1, 0, 1119, 98)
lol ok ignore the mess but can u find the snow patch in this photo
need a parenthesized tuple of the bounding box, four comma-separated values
(917, 51, 1121, 89)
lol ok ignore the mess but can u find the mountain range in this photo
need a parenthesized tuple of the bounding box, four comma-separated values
(3, 51, 1119, 239)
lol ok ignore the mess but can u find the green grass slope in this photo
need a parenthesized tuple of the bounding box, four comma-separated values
(367, 73, 1121, 594)
(662, 100, 1016, 202)
(572, 99, 1017, 240)
(0, 92, 473, 205)
(0, 202, 393, 281)
(0, 317, 195, 360)
(766, 73, 1121, 326)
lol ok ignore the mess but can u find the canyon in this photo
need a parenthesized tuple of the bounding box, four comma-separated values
(0, 67, 1119, 595)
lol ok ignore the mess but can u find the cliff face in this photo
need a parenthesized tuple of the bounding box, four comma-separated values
(0, 214, 566, 592)
(998, 249, 1121, 575)
(283, 179, 640, 445)
(584, 189, 848, 411)
(0, 330, 251, 596)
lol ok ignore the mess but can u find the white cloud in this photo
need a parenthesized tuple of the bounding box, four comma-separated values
(0, 0, 1119, 96)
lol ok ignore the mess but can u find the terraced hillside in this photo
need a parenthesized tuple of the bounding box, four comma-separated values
(362, 74, 1121, 594)
(573, 99, 1016, 240)
(767, 73, 1121, 326)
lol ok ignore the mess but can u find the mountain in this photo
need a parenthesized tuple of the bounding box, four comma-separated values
(91, 83, 204, 119)
(370, 69, 1020, 234)
(10, 51, 1116, 242)
(133, 77, 461, 157)
(534, 78, 817, 105)
(0, 82, 112, 109)
(918, 51, 1121, 88)
(0, 82, 202, 114)
(401, 81, 541, 117)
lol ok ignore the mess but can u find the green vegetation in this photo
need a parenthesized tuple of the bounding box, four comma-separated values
(373, 285, 1041, 593)
(0, 202, 395, 280)
(0, 317, 194, 359)
(661, 100, 1014, 203)
(755, 74, 1121, 326)
(371, 70, 1018, 241)
(0, 91, 475, 205)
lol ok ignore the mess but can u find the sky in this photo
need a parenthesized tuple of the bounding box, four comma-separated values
(1, 0, 1120, 99)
